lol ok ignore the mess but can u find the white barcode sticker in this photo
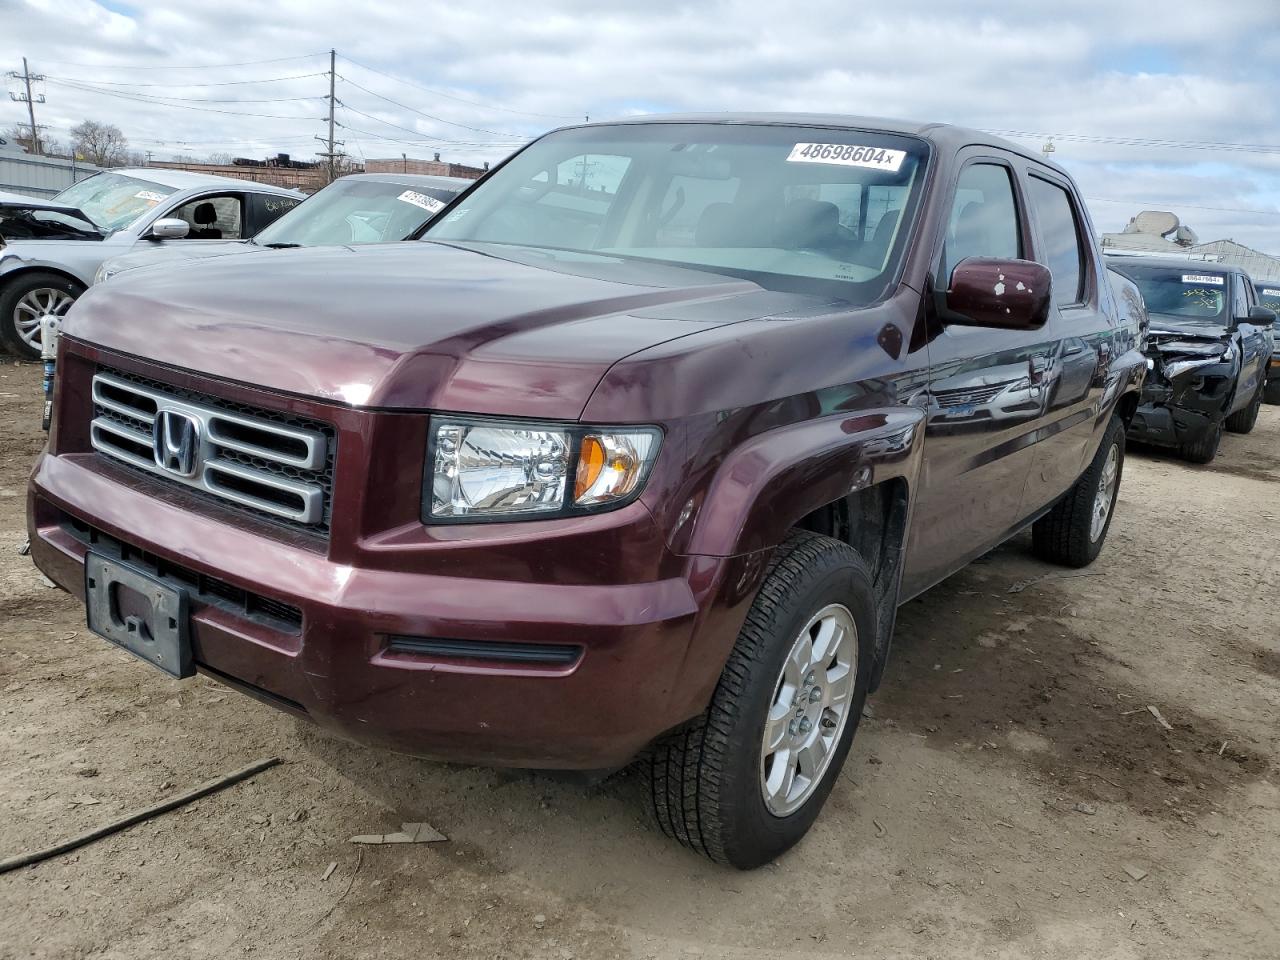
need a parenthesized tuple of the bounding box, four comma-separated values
(1263, 288, 1280, 297)
(786, 143, 906, 172)
(397, 190, 445, 213)
(134, 190, 167, 203)
(1182, 274, 1224, 285)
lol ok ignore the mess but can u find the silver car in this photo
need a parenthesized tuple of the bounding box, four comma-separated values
(95, 173, 472, 283)
(0, 168, 302, 358)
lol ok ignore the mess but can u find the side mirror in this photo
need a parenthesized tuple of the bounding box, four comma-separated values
(942, 257, 1052, 331)
(147, 217, 190, 240)
(1246, 305, 1276, 327)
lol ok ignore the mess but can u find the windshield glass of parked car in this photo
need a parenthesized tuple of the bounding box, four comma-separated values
(425, 122, 929, 301)
(1117, 265, 1228, 323)
(1255, 282, 1280, 314)
(255, 178, 459, 247)
(51, 172, 178, 233)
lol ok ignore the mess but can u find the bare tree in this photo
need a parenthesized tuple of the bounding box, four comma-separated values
(207, 151, 233, 165)
(3, 124, 61, 156)
(70, 120, 130, 167)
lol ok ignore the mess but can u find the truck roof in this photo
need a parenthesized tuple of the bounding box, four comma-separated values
(573, 112, 1062, 172)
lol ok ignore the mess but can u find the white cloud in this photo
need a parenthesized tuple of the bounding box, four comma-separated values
(3, 0, 1279, 248)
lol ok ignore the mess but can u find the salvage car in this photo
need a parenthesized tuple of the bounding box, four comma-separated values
(0, 169, 302, 358)
(94, 173, 471, 284)
(28, 115, 1146, 868)
(1254, 280, 1280, 403)
(1108, 257, 1275, 462)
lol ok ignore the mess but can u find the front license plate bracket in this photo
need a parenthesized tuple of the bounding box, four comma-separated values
(85, 552, 194, 679)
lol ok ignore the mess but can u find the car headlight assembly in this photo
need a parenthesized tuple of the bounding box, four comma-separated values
(426, 417, 661, 522)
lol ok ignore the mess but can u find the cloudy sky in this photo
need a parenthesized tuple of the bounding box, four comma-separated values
(3, 0, 1280, 250)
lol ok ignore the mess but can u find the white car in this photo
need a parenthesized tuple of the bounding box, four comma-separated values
(0, 168, 302, 358)
(95, 172, 471, 284)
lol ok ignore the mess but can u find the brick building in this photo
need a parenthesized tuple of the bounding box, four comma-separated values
(364, 156, 488, 179)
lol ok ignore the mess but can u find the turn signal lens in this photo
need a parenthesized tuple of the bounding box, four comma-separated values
(573, 431, 659, 507)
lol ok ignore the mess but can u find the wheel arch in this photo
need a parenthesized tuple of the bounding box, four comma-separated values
(0, 263, 89, 296)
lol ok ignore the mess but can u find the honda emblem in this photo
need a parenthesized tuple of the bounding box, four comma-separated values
(153, 409, 201, 477)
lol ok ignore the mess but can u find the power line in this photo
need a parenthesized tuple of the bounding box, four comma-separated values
(1085, 196, 1280, 218)
(989, 128, 1280, 156)
(43, 77, 321, 103)
(337, 53, 576, 121)
(42, 77, 321, 120)
(41, 71, 328, 88)
(35, 52, 328, 70)
(336, 74, 521, 137)
(335, 110, 525, 147)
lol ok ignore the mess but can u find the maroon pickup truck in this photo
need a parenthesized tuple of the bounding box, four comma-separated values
(28, 115, 1146, 868)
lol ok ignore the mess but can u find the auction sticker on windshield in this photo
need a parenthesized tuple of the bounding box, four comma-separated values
(397, 190, 446, 214)
(1182, 274, 1224, 285)
(786, 143, 906, 172)
(134, 190, 167, 203)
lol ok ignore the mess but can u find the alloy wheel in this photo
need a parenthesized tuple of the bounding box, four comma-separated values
(13, 287, 75, 351)
(760, 603, 857, 817)
(1090, 442, 1119, 543)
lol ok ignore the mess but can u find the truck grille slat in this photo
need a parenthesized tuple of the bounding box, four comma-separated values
(88, 369, 336, 535)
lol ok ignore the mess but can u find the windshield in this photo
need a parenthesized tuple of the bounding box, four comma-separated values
(1255, 282, 1280, 313)
(1116, 265, 1228, 323)
(425, 122, 929, 301)
(255, 178, 462, 246)
(52, 172, 177, 232)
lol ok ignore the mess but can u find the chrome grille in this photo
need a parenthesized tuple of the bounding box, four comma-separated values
(89, 369, 335, 533)
(933, 382, 1007, 408)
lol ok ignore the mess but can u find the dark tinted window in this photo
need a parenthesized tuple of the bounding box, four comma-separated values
(1028, 177, 1084, 305)
(1256, 281, 1280, 313)
(942, 164, 1020, 281)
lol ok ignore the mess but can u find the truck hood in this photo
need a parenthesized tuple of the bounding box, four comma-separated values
(65, 240, 824, 416)
(0, 189, 92, 221)
(100, 240, 255, 281)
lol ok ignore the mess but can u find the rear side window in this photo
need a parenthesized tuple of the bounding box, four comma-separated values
(1029, 177, 1085, 306)
(942, 164, 1021, 282)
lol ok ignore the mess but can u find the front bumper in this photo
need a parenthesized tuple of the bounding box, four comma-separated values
(1127, 363, 1233, 449)
(28, 451, 741, 770)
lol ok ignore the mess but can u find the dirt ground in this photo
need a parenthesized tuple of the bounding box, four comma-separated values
(1, 358, 1277, 960)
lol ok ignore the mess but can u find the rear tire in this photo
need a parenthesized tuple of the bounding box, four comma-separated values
(0, 271, 83, 360)
(642, 530, 874, 869)
(1032, 415, 1124, 568)
(1264, 379, 1280, 406)
(1224, 383, 1263, 434)
(1180, 421, 1222, 464)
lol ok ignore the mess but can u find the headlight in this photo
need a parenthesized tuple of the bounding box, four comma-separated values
(426, 417, 661, 521)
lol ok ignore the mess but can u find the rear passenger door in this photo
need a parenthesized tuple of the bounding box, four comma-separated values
(1018, 168, 1116, 515)
(904, 154, 1049, 595)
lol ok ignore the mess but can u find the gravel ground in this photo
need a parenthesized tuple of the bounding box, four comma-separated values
(1, 358, 1277, 959)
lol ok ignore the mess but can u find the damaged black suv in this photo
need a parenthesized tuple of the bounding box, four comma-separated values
(1108, 257, 1275, 463)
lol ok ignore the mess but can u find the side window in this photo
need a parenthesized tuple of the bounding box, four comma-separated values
(168, 194, 243, 240)
(1232, 274, 1250, 318)
(1028, 177, 1085, 306)
(251, 194, 300, 234)
(942, 164, 1021, 282)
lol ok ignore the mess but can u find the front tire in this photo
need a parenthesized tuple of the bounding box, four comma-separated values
(0, 271, 83, 360)
(1032, 415, 1125, 568)
(1180, 421, 1222, 464)
(1224, 382, 1263, 434)
(643, 531, 874, 869)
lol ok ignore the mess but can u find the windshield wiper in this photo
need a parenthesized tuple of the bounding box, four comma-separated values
(263, 241, 302, 249)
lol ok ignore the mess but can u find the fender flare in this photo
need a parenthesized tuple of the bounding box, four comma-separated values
(685, 405, 926, 558)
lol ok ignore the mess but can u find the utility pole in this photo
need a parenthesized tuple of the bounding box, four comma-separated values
(313, 48, 344, 183)
(326, 48, 336, 179)
(7, 57, 46, 155)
